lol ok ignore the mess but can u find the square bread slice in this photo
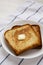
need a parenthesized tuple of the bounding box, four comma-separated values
(12, 25, 42, 49)
(4, 24, 40, 55)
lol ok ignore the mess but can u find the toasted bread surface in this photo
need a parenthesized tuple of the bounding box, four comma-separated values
(32, 25, 42, 48)
(12, 25, 42, 49)
(4, 24, 41, 55)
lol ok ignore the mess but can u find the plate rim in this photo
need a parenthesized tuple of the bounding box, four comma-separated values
(1, 20, 43, 59)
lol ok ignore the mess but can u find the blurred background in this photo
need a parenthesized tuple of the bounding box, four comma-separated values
(0, 0, 43, 18)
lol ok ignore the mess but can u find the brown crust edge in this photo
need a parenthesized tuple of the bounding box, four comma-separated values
(32, 25, 42, 49)
(4, 36, 42, 55)
(12, 25, 42, 49)
(4, 24, 42, 55)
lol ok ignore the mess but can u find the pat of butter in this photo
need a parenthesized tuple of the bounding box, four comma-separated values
(18, 34, 25, 40)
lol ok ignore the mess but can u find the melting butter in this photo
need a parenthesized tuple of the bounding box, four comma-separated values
(18, 34, 25, 40)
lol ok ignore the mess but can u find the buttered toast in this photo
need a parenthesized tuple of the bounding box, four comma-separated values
(12, 25, 42, 49)
(4, 24, 42, 55)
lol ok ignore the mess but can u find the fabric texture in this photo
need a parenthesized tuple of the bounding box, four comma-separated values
(0, 0, 43, 65)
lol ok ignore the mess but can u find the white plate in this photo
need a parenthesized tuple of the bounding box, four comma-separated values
(1, 20, 43, 59)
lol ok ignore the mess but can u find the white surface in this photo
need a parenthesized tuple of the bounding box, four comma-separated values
(0, 0, 43, 65)
(0, 0, 26, 18)
(1, 20, 43, 59)
(0, 0, 43, 18)
(0, 0, 43, 24)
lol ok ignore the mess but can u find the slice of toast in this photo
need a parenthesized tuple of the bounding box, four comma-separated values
(32, 25, 42, 48)
(4, 24, 41, 55)
(12, 25, 42, 49)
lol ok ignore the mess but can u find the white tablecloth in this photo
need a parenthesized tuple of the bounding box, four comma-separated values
(0, 0, 43, 65)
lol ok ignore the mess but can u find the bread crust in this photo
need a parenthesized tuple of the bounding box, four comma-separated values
(32, 25, 42, 48)
(4, 24, 42, 55)
(11, 25, 42, 49)
(4, 35, 41, 55)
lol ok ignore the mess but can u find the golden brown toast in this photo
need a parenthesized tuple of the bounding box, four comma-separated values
(4, 24, 41, 55)
(12, 25, 42, 49)
(32, 25, 42, 48)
